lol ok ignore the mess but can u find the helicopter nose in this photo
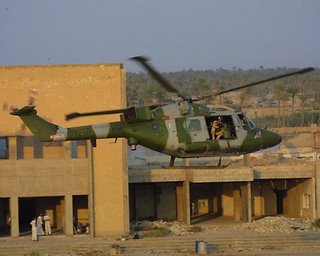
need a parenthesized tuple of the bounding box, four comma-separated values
(261, 129, 282, 149)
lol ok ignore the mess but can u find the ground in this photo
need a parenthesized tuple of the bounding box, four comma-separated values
(1, 216, 320, 255)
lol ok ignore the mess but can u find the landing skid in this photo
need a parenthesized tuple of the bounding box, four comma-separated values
(162, 165, 230, 169)
(169, 156, 175, 167)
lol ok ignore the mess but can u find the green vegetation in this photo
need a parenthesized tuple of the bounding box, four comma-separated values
(188, 225, 202, 233)
(127, 67, 320, 128)
(127, 67, 319, 105)
(140, 227, 171, 237)
(29, 252, 40, 256)
(311, 218, 320, 228)
(253, 112, 320, 128)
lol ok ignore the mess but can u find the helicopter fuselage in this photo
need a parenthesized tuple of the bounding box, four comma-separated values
(11, 102, 282, 161)
(122, 102, 281, 157)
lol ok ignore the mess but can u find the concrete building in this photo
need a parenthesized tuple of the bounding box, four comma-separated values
(129, 161, 317, 224)
(0, 63, 319, 239)
(0, 64, 128, 237)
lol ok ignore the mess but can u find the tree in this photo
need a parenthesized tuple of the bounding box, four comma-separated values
(287, 85, 299, 113)
(273, 82, 286, 127)
(215, 81, 225, 104)
(238, 89, 250, 111)
(192, 78, 210, 97)
(298, 93, 309, 127)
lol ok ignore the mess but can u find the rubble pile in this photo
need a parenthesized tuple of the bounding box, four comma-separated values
(235, 216, 313, 233)
(153, 220, 195, 236)
(226, 151, 313, 168)
(131, 220, 198, 236)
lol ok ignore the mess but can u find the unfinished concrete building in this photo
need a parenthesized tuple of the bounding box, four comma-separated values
(0, 64, 128, 237)
(129, 160, 317, 224)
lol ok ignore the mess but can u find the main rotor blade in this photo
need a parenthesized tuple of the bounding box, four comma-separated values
(130, 56, 187, 99)
(215, 67, 315, 96)
(65, 108, 126, 120)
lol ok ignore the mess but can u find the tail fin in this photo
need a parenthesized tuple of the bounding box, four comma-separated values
(10, 106, 61, 142)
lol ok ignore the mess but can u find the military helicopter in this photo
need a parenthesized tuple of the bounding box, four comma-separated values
(10, 56, 314, 166)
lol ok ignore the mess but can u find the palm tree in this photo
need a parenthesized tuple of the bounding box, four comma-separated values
(287, 85, 299, 113)
(238, 89, 250, 111)
(216, 81, 225, 104)
(273, 82, 286, 127)
(298, 93, 308, 127)
(280, 91, 290, 127)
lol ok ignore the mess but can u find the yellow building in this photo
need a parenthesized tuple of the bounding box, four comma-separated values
(0, 64, 129, 237)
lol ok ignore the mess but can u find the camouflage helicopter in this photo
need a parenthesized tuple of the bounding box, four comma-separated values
(10, 56, 314, 166)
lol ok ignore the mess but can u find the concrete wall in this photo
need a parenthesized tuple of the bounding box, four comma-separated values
(130, 183, 177, 221)
(285, 179, 314, 218)
(0, 157, 89, 197)
(222, 183, 234, 217)
(156, 183, 177, 220)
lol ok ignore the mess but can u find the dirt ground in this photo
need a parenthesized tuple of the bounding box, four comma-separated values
(1, 217, 320, 256)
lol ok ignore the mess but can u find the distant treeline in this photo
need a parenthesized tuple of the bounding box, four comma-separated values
(127, 67, 320, 106)
(127, 67, 320, 128)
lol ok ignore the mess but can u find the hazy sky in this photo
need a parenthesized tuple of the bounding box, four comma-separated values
(1, 0, 319, 72)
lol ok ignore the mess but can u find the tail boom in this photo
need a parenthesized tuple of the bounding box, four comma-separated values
(11, 106, 125, 142)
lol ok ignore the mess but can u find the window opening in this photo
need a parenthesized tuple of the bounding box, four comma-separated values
(186, 119, 201, 132)
(0, 137, 8, 159)
(237, 114, 250, 130)
(71, 140, 88, 158)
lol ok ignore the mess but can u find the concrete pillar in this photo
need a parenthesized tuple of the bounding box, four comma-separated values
(9, 196, 19, 237)
(63, 141, 72, 159)
(183, 159, 190, 167)
(183, 181, 191, 225)
(64, 194, 73, 236)
(233, 184, 241, 221)
(87, 141, 95, 237)
(312, 177, 317, 219)
(93, 139, 129, 236)
(8, 136, 17, 160)
(176, 184, 184, 222)
(247, 182, 252, 222)
(240, 182, 252, 222)
(315, 153, 320, 218)
(243, 154, 251, 167)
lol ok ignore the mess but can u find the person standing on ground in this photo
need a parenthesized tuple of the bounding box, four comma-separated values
(43, 212, 51, 236)
(30, 217, 38, 241)
(37, 213, 44, 236)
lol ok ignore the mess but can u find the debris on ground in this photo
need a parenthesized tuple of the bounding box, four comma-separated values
(234, 216, 316, 233)
(130, 220, 201, 237)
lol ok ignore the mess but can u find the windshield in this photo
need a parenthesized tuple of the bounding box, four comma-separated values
(237, 114, 256, 129)
(246, 116, 256, 128)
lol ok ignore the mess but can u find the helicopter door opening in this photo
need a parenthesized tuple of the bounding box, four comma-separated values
(206, 115, 237, 140)
(185, 116, 210, 142)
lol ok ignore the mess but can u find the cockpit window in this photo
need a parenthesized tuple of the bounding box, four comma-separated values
(237, 114, 256, 129)
(247, 117, 256, 128)
(187, 119, 201, 131)
(237, 114, 249, 129)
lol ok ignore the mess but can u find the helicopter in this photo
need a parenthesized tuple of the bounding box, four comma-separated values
(10, 56, 314, 166)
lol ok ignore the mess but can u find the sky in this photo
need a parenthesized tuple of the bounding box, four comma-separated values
(1, 0, 319, 72)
